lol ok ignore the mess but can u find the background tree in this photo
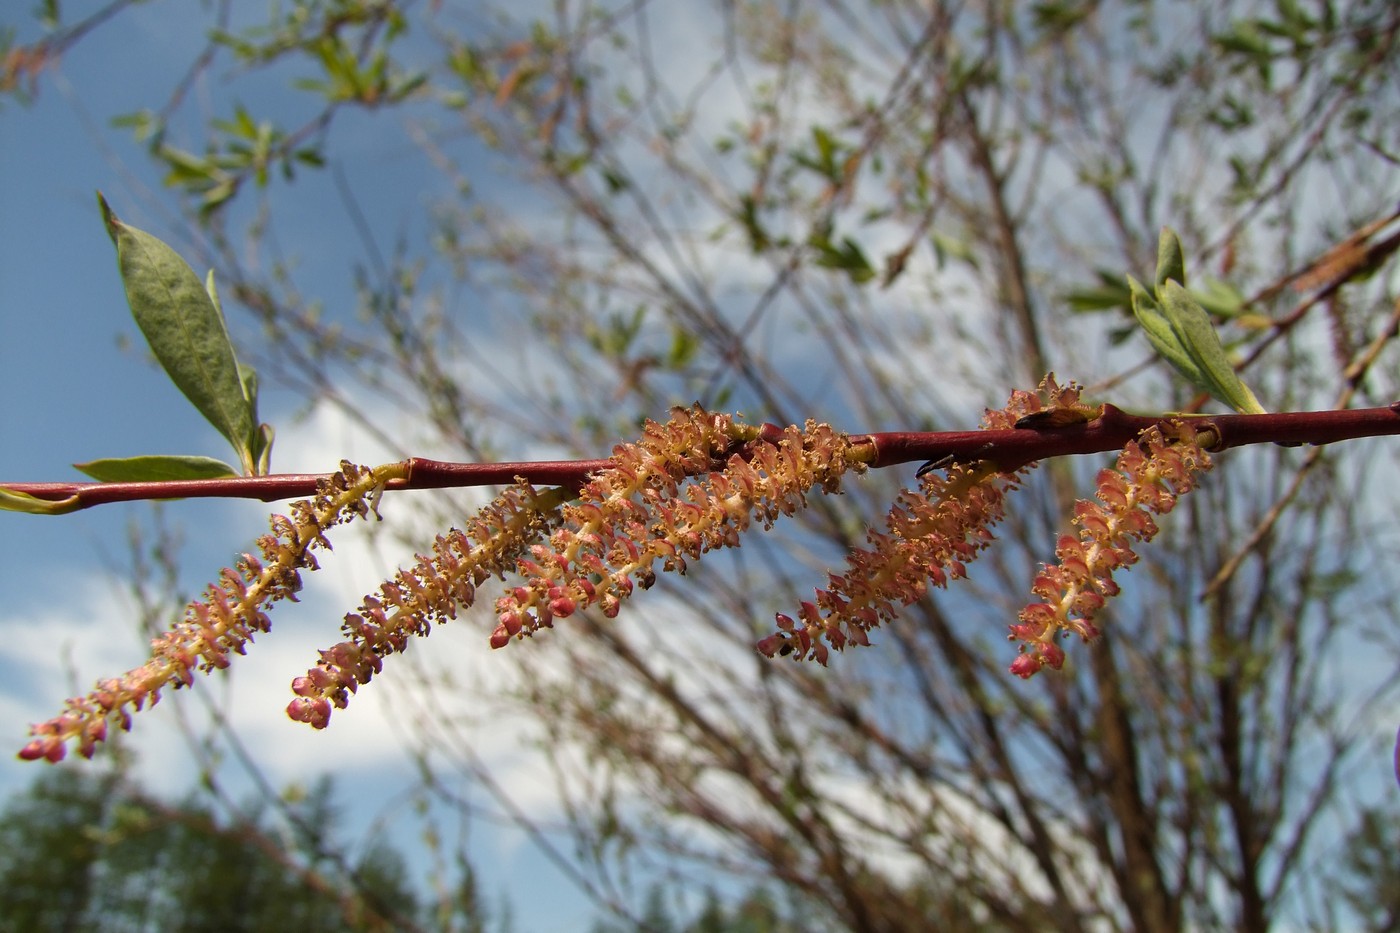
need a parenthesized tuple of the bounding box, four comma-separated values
(0, 765, 425, 932)
(4, 1, 1400, 930)
(1339, 806, 1400, 931)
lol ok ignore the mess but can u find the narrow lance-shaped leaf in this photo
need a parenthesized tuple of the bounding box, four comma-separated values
(252, 423, 275, 476)
(73, 455, 239, 483)
(1154, 226, 1187, 294)
(212, 269, 274, 475)
(0, 488, 80, 516)
(97, 192, 257, 471)
(239, 362, 275, 474)
(1159, 281, 1267, 414)
(1129, 275, 1205, 387)
(1131, 227, 1267, 414)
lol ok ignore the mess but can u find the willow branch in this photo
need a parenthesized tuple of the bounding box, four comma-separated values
(6, 403, 1400, 512)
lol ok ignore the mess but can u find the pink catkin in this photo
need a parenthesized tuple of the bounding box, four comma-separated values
(289, 480, 556, 729)
(761, 377, 1098, 664)
(21, 462, 392, 761)
(1009, 421, 1211, 677)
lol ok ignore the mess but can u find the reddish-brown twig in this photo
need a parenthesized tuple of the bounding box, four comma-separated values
(6, 403, 1399, 511)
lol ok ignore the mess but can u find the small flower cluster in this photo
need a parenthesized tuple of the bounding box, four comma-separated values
(287, 480, 561, 729)
(20, 381, 1218, 755)
(1008, 421, 1212, 677)
(757, 463, 1019, 664)
(490, 406, 863, 647)
(286, 405, 864, 728)
(759, 377, 1095, 663)
(21, 461, 398, 762)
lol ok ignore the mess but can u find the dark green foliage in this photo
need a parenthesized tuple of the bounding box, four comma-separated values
(0, 768, 418, 933)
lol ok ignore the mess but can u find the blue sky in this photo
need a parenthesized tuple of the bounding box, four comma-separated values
(0, 8, 606, 929)
(5, 5, 1400, 929)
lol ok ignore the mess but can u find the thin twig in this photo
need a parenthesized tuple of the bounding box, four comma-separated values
(7, 404, 1400, 511)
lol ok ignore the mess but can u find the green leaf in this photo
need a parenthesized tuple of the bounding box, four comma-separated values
(294, 148, 326, 168)
(73, 455, 239, 483)
(666, 324, 698, 368)
(205, 267, 223, 315)
(237, 360, 259, 415)
(1032, 1, 1093, 33)
(1129, 275, 1204, 385)
(1154, 227, 1187, 293)
(1159, 281, 1267, 414)
(1132, 235, 1268, 413)
(813, 236, 875, 284)
(37, 0, 60, 29)
(929, 230, 979, 270)
(157, 146, 216, 182)
(1191, 277, 1247, 319)
(738, 194, 771, 253)
(98, 192, 258, 471)
(1065, 270, 1133, 312)
(1216, 21, 1273, 58)
(252, 423, 275, 476)
(0, 487, 79, 515)
(600, 166, 630, 194)
(812, 126, 836, 168)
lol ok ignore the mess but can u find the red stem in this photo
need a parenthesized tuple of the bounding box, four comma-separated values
(6, 404, 1399, 511)
(862, 403, 1400, 471)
